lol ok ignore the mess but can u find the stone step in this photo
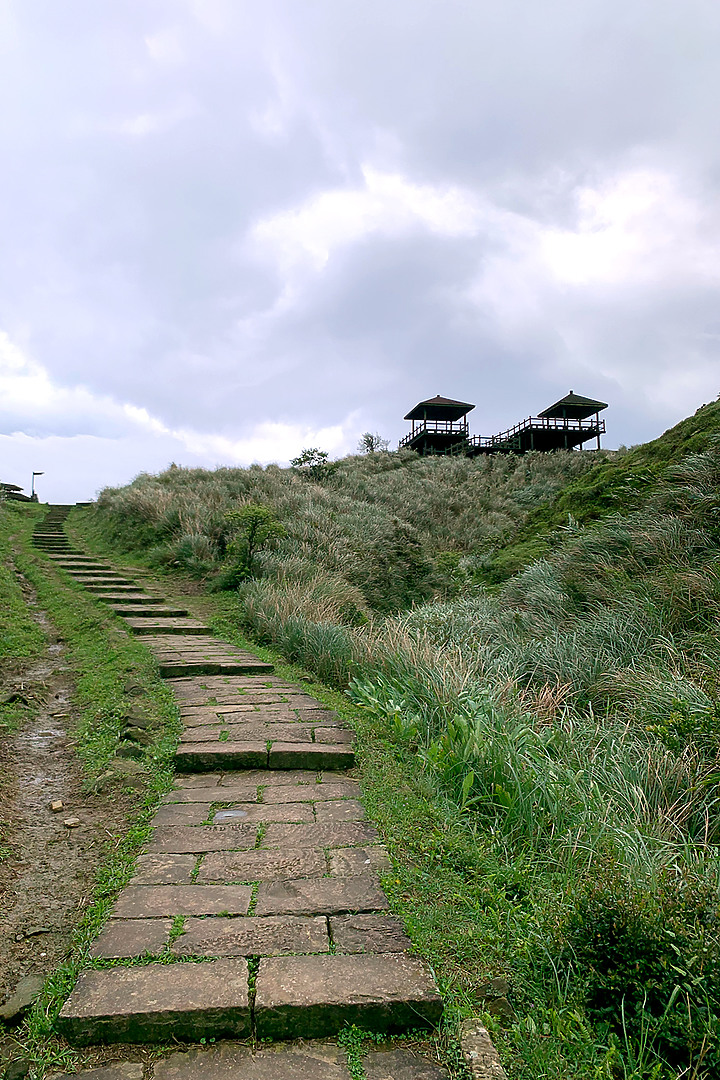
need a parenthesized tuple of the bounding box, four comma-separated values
(82, 583, 140, 593)
(108, 605, 189, 617)
(67, 574, 135, 585)
(98, 593, 166, 604)
(53, 565, 111, 574)
(57, 959, 250, 1045)
(141, 635, 274, 677)
(124, 618, 212, 635)
(175, 741, 354, 771)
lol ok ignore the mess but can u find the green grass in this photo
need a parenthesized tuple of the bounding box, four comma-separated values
(0, 501, 46, 735)
(480, 396, 720, 583)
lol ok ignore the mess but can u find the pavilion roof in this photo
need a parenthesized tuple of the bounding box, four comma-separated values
(538, 391, 608, 420)
(404, 395, 476, 422)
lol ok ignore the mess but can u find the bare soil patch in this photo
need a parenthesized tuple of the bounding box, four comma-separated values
(0, 582, 135, 1068)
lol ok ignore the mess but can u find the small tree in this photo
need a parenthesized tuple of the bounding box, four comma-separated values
(216, 503, 285, 589)
(357, 431, 390, 454)
(290, 447, 334, 481)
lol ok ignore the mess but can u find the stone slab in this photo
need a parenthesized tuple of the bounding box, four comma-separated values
(126, 619, 212, 635)
(131, 854, 198, 885)
(262, 822, 379, 849)
(99, 594, 164, 604)
(211, 803, 314, 824)
(255, 875, 388, 916)
(113, 884, 252, 918)
(152, 804, 213, 827)
(153, 1042, 351, 1080)
(254, 954, 442, 1039)
(49, 1065, 144, 1080)
(180, 723, 315, 744)
(197, 848, 326, 883)
(328, 847, 392, 876)
(172, 915, 328, 957)
(147, 825, 257, 854)
(364, 1049, 450, 1079)
(268, 744, 354, 770)
(314, 800, 365, 823)
(262, 781, 360, 803)
(162, 785, 258, 804)
(57, 959, 250, 1045)
(90, 919, 172, 959)
(175, 743, 268, 771)
(330, 915, 412, 954)
(110, 606, 189, 617)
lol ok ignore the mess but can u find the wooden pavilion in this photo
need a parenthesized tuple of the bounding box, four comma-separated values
(399, 395, 475, 455)
(399, 391, 608, 456)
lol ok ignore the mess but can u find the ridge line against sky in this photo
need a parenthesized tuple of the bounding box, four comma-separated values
(1, 0, 719, 501)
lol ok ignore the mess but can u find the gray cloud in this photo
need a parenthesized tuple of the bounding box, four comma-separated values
(1, 0, 720, 499)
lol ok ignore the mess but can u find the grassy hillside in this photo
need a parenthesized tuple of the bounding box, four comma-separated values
(483, 396, 720, 582)
(70, 404, 720, 1079)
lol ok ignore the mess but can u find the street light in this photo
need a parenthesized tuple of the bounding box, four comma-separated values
(31, 471, 44, 500)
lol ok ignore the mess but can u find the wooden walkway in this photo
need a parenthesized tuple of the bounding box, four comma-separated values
(31, 508, 446, 1074)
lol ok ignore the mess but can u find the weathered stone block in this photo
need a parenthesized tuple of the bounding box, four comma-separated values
(268, 743, 354, 770)
(314, 800, 365, 823)
(57, 959, 250, 1045)
(254, 954, 442, 1039)
(175, 743, 268, 771)
(262, 822, 379, 849)
(211, 803, 314, 824)
(113, 885, 252, 918)
(328, 846, 392, 876)
(153, 1041, 351, 1080)
(262, 781, 360, 803)
(330, 915, 411, 954)
(197, 848, 326, 883)
(172, 915, 328, 957)
(90, 919, 172, 959)
(363, 1049, 450, 1079)
(131, 854, 198, 885)
(255, 875, 388, 916)
(147, 825, 257, 854)
(151, 804, 213, 827)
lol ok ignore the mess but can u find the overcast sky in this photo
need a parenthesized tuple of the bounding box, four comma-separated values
(1, 1, 720, 501)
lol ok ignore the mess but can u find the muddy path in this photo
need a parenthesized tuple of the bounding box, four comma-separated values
(0, 571, 134, 1059)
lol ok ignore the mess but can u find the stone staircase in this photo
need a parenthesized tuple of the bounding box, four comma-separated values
(31, 508, 444, 1058)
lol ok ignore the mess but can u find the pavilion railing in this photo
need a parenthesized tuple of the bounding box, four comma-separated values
(468, 415, 605, 449)
(399, 419, 470, 449)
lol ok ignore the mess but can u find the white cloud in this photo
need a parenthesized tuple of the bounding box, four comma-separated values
(250, 166, 483, 272)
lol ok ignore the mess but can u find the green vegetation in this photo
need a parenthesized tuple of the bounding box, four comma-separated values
(0, 501, 46, 733)
(70, 404, 720, 1078)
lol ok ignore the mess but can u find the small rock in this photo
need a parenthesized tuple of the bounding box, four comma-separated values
(49, 800, 64, 812)
(122, 726, 153, 746)
(4, 1058, 31, 1080)
(0, 974, 45, 1023)
(123, 680, 146, 696)
(123, 711, 151, 730)
(477, 976, 510, 1001)
(486, 996, 516, 1024)
(116, 742, 143, 760)
(23, 926, 51, 938)
(63, 817, 81, 828)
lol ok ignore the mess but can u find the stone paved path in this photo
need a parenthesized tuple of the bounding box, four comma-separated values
(31, 509, 444, 1062)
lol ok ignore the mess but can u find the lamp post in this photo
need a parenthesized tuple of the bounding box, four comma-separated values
(31, 471, 44, 500)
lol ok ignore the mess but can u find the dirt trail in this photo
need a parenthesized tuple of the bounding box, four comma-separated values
(0, 576, 132, 1050)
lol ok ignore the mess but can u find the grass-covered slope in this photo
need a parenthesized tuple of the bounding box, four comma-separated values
(70, 403, 720, 1079)
(483, 396, 720, 581)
